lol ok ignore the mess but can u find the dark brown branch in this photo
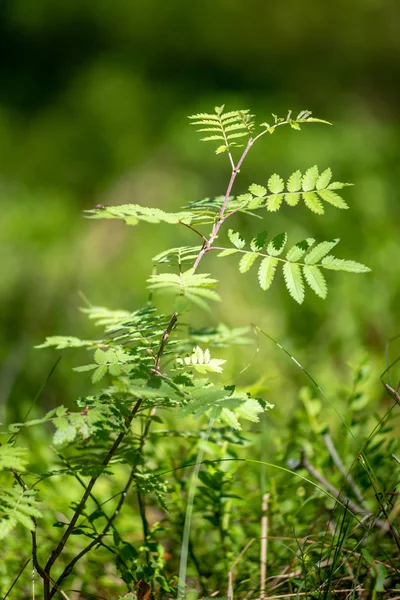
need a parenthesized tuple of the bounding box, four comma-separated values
(47, 311, 178, 597)
(52, 469, 137, 595)
(295, 451, 386, 528)
(6, 460, 47, 583)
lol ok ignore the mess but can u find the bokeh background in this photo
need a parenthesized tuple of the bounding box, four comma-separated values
(1, 0, 400, 424)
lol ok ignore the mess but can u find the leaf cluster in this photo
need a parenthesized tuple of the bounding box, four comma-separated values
(219, 231, 369, 303)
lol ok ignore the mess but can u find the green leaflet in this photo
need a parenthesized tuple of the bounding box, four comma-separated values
(317, 189, 349, 209)
(228, 229, 246, 249)
(303, 265, 327, 299)
(239, 252, 258, 273)
(303, 192, 324, 214)
(217, 248, 238, 257)
(283, 262, 305, 304)
(305, 239, 340, 264)
(248, 183, 267, 197)
(321, 256, 371, 273)
(258, 257, 278, 290)
(267, 194, 284, 212)
(285, 192, 300, 206)
(287, 170, 302, 192)
(316, 168, 332, 190)
(268, 173, 284, 194)
(302, 165, 319, 191)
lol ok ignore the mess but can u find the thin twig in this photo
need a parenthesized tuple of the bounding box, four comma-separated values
(295, 451, 386, 528)
(6, 462, 47, 583)
(55, 451, 119, 534)
(228, 538, 256, 600)
(154, 312, 178, 373)
(323, 433, 368, 510)
(179, 220, 209, 244)
(53, 468, 137, 593)
(2, 558, 30, 600)
(392, 453, 400, 466)
(385, 383, 400, 405)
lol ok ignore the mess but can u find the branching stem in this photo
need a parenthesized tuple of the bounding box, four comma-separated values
(45, 313, 178, 598)
(192, 138, 254, 272)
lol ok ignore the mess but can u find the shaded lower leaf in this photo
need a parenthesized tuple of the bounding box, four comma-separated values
(267, 232, 287, 256)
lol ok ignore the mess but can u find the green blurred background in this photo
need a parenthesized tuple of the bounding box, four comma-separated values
(1, 0, 400, 423)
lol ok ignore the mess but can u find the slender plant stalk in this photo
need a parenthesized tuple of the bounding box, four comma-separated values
(177, 418, 215, 599)
(260, 493, 270, 599)
(177, 134, 266, 597)
(2, 558, 30, 600)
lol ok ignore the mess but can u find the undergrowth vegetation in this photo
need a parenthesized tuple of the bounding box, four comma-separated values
(1, 106, 399, 600)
